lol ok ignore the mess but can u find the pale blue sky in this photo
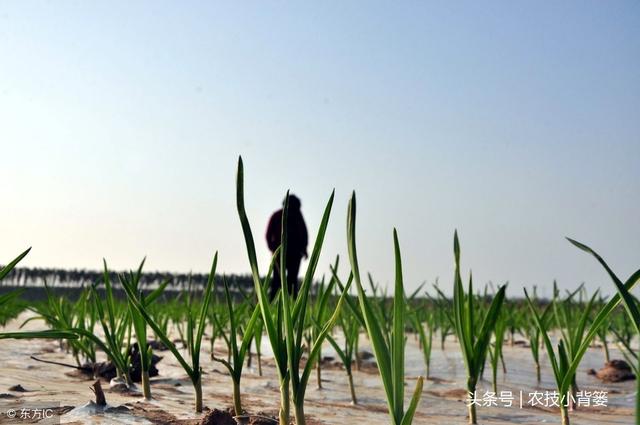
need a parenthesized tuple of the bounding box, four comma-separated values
(1, 1, 638, 297)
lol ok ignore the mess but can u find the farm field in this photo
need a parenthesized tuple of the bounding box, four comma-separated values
(3, 2, 639, 425)
(0, 159, 638, 425)
(0, 311, 635, 425)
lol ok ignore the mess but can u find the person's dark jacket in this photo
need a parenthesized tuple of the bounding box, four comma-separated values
(266, 207, 308, 259)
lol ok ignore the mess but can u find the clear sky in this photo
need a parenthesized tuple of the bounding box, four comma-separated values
(1, 1, 638, 298)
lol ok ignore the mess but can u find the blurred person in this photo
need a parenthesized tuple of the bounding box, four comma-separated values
(265, 194, 308, 300)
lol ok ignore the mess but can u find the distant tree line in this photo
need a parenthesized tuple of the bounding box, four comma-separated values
(0, 266, 255, 292)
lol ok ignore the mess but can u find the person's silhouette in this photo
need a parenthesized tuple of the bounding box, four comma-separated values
(265, 194, 308, 300)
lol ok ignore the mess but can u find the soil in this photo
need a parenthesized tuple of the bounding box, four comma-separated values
(588, 359, 636, 383)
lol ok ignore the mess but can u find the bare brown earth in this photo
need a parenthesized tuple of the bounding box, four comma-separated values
(0, 313, 635, 424)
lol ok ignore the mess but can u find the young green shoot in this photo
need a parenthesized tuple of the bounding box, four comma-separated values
(122, 253, 218, 413)
(211, 277, 261, 415)
(410, 310, 433, 380)
(451, 231, 507, 425)
(236, 157, 352, 425)
(567, 237, 640, 424)
(347, 192, 424, 425)
(524, 247, 640, 425)
(118, 259, 169, 399)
